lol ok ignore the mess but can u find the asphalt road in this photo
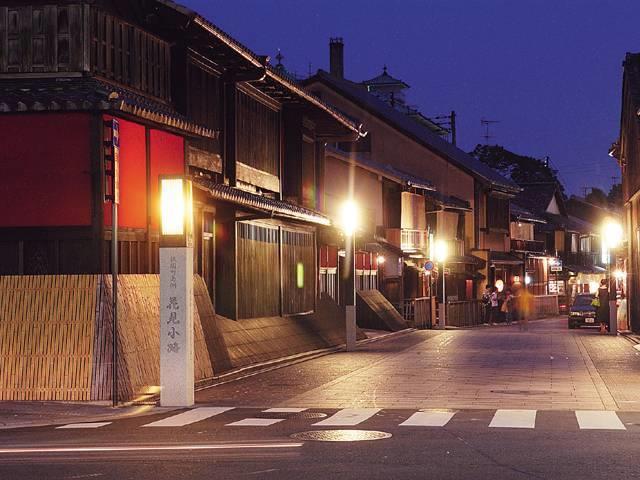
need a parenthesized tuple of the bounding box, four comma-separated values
(2, 319, 640, 479)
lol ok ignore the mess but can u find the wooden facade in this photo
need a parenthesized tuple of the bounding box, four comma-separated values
(0, 0, 358, 326)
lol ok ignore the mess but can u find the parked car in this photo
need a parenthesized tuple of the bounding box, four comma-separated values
(568, 293, 597, 329)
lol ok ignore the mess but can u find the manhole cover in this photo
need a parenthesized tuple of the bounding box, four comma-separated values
(267, 412, 328, 419)
(289, 412, 328, 420)
(290, 430, 392, 442)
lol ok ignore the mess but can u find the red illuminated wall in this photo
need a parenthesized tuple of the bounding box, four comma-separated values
(103, 116, 147, 228)
(0, 113, 91, 226)
(149, 129, 185, 228)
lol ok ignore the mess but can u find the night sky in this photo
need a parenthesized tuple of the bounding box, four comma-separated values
(183, 0, 640, 196)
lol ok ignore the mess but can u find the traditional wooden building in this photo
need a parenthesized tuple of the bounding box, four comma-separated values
(0, 1, 362, 324)
(304, 40, 520, 309)
(615, 52, 640, 332)
(512, 182, 607, 311)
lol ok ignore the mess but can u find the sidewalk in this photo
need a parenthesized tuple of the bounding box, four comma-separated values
(0, 327, 422, 429)
(0, 402, 155, 430)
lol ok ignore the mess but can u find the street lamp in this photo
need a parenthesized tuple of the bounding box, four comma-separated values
(602, 217, 623, 335)
(159, 176, 194, 406)
(434, 239, 448, 329)
(340, 200, 359, 352)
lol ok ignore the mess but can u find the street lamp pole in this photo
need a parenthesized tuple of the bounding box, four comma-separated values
(602, 218, 623, 336)
(434, 239, 448, 329)
(340, 200, 359, 351)
(441, 257, 446, 329)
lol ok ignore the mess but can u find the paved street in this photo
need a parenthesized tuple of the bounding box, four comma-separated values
(3, 318, 640, 479)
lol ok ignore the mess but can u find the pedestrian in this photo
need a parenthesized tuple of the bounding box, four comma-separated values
(518, 288, 532, 332)
(617, 293, 628, 331)
(596, 279, 610, 334)
(497, 287, 506, 323)
(482, 284, 492, 324)
(489, 287, 499, 325)
(502, 289, 514, 325)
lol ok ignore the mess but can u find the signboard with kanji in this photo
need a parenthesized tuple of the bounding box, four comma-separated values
(159, 247, 194, 406)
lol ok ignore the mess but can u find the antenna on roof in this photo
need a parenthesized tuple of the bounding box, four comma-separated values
(480, 117, 499, 144)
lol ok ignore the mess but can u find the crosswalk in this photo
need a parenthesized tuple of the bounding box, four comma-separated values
(55, 407, 635, 432)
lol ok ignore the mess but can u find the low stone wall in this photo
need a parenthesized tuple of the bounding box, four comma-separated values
(0, 275, 354, 402)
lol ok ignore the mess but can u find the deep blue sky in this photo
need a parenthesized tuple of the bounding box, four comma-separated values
(183, 0, 639, 196)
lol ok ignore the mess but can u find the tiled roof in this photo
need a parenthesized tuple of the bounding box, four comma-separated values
(512, 182, 563, 217)
(156, 0, 362, 138)
(0, 76, 216, 139)
(362, 67, 409, 88)
(306, 70, 520, 192)
(510, 203, 546, 224)
(193, 178, 331, 226)
(423, 190, 471, 211)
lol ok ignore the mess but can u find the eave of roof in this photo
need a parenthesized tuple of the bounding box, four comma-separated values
(0, 76, 217, 138)
(155, 0, 363, 138)
(510, 203, 547, 224)
(306, 70, 520, 193)
(193, 178, 330, 226)
(489, 251, 524, 265)
(325, 145, 435, 191)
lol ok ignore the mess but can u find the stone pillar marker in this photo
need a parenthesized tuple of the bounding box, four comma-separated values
(159, 177, 194, 407)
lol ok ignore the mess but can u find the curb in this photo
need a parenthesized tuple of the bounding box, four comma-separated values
(621, 332, 640, 346)
(0, 404, 159, 431)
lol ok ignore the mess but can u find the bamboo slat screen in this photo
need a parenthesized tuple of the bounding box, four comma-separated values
(281, 229, 315, 315)
(94, 275, 213, 402)
(0, 275, 98, 401)
(236, 90, 280, 177)
(237, 222, 280, 319)
(0, 274, 214, 402)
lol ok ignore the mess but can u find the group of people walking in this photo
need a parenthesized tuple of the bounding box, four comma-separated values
(482, 284, 533, 330)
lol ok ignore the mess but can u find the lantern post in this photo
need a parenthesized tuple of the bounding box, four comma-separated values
(159, 176, 194, 406)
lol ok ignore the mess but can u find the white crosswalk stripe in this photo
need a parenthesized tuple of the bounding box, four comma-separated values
(489, 410, 537, 429)
(142, 407, 234, 427)
(54, 408, 636, 432)
(312, 408, 381, 426)
(399, 410, 456, 427)
(226, 418, 285, 427)
(575, 411, 626, 430)
(56, 422, 111, 429)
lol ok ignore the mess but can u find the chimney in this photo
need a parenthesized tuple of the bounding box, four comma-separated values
(329, 37, 344, 79)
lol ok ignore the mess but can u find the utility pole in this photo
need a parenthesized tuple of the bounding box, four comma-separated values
(431, 110, 457, 145)
(450, 110, 457, 146)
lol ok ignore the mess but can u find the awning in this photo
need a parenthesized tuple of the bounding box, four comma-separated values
(565, 264, 607, 275)
(194, 178, 330, 226)
(448, 255, 486, 267)
(489, 251, 524, 266)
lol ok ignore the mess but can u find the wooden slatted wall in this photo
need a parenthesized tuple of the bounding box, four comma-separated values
(0, 275, 98, 401)
(92, 275, 214, 401)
